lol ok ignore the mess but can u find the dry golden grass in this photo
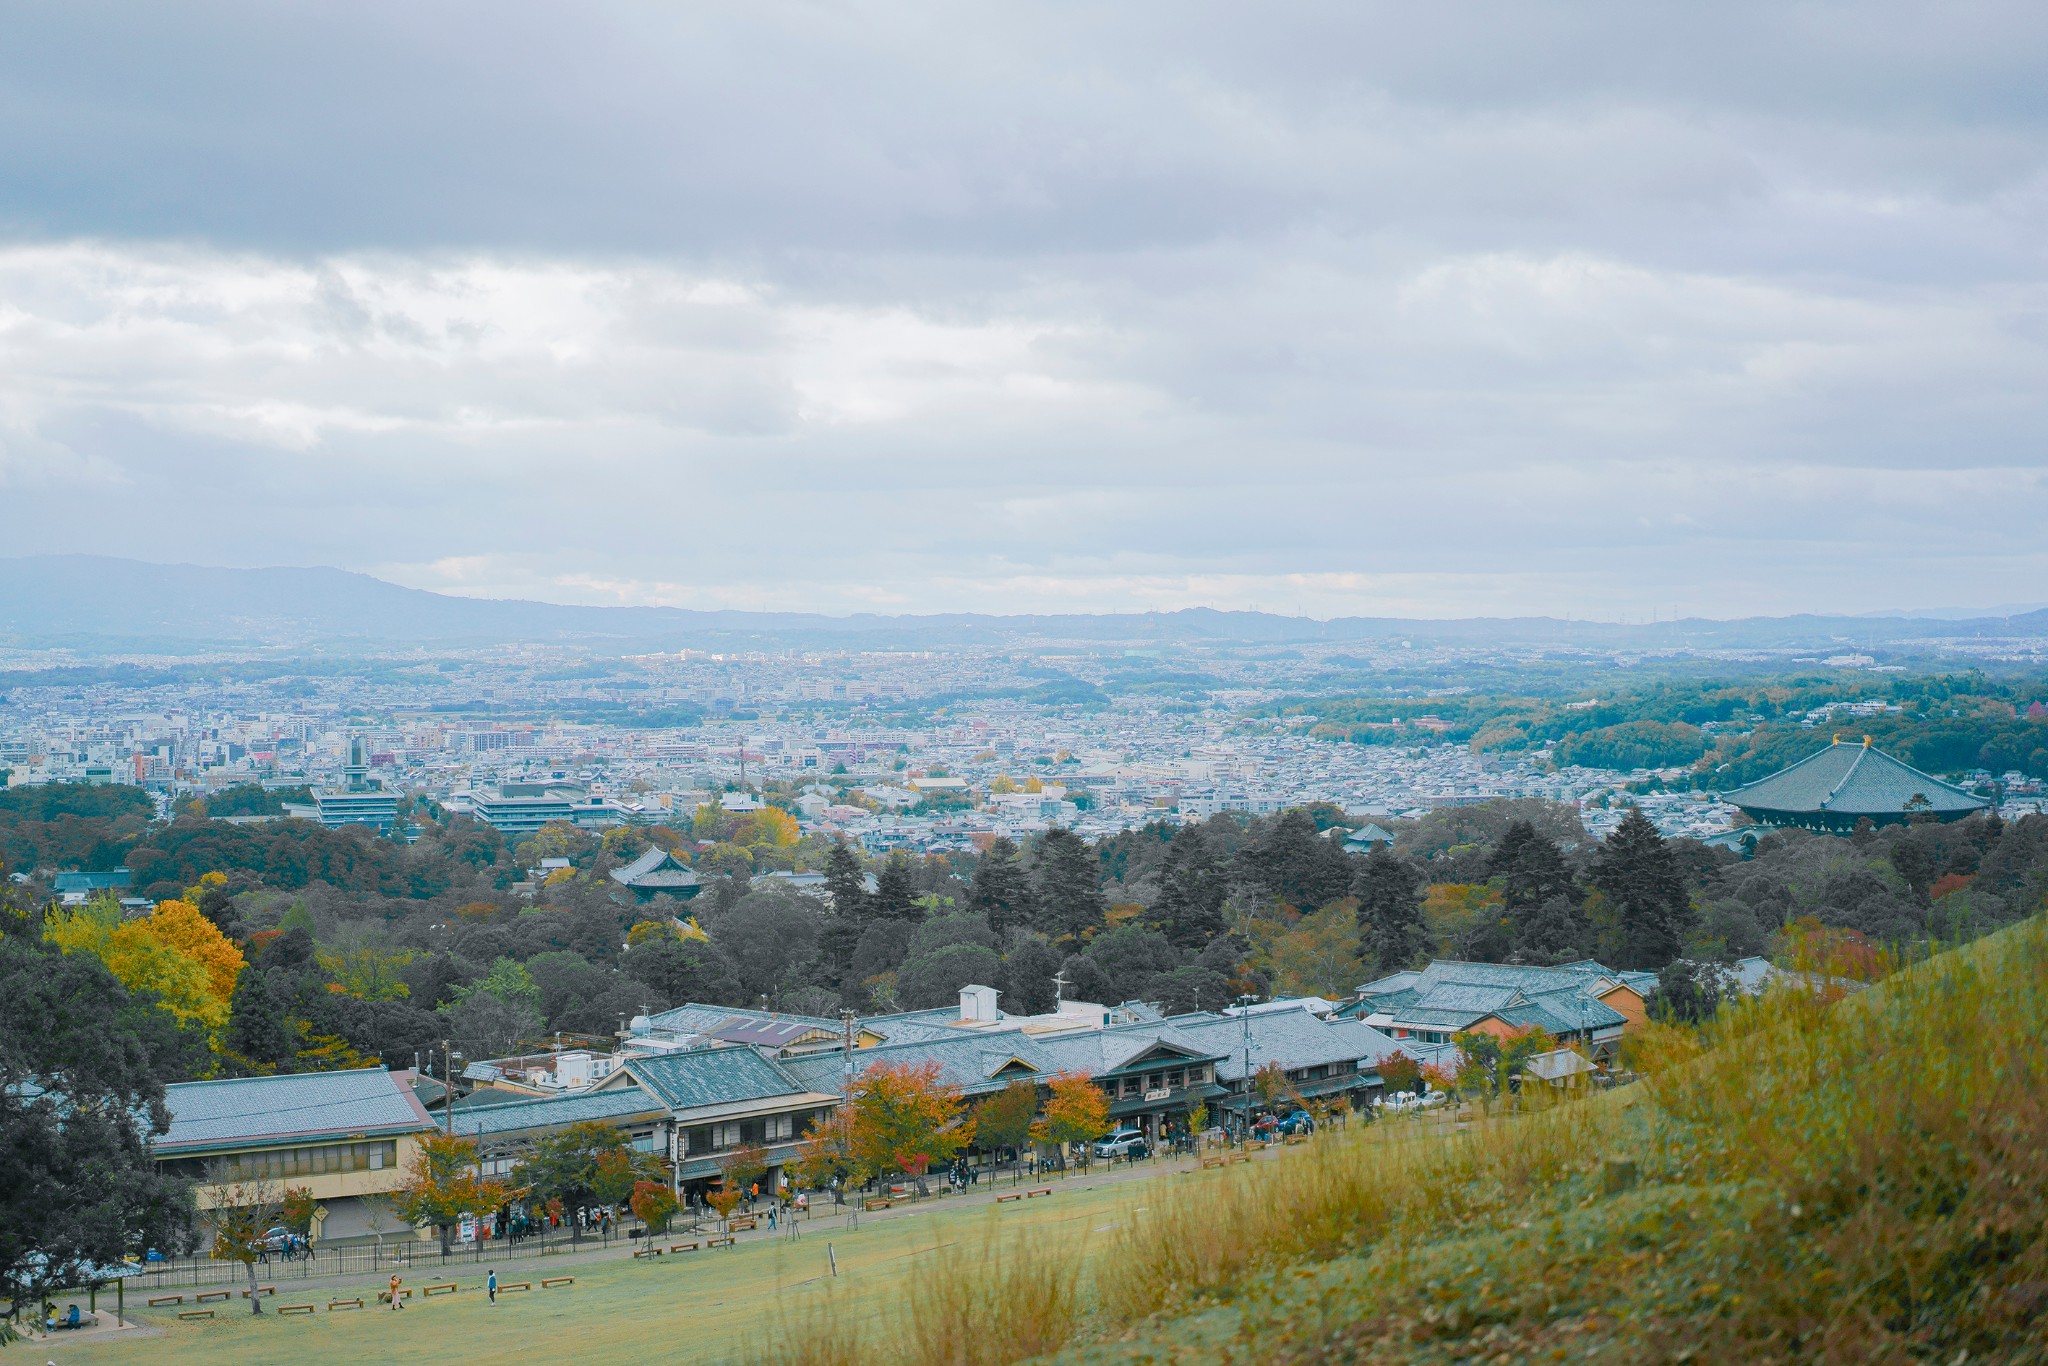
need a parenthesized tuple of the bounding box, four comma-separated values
(760, 1228, 1085, 1366)
(774, 916, 2048, 1364)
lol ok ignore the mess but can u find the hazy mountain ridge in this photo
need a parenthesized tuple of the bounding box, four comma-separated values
(2, 555, 2045, 654)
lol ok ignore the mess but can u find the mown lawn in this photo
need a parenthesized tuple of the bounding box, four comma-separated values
(55, 1177, 1154, 1366)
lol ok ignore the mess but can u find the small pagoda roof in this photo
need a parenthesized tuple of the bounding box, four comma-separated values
(609, 846, 700, 890)
(1726, 738, 1988, 826)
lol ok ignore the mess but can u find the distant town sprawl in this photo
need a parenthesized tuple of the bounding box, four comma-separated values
(6, 644, 2048, 1326)
(4, 646, 2046, 852)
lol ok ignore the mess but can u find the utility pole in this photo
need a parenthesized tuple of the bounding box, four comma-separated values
(1236, 995, 1255, 1141)
(443, 1038, 455, 1137)
(839, 1008, 858, 1230)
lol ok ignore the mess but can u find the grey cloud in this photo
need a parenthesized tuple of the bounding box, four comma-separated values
(0, 3, 2042, 617)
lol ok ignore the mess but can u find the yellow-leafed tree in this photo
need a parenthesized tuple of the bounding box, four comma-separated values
(144, 897, 246, 1005)
(737, 806, 800, 849)
(43, 897, 235, 1032)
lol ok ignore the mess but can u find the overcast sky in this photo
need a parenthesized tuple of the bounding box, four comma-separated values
(1, 3, 2043, 620)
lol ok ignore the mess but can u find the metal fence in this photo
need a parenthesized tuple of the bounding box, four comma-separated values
(117, 1225, 631, 1293)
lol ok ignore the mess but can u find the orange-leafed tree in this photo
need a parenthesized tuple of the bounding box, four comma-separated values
(280, 1185, 317, 1236)
(1250, 1060, 1297, 1113)
(44, 897, 241, 1038)
(718, 1142, 769, 1208)
(394, 1133, 508, 1256)
(706, 1186, 745, 1224)
(848, 1060, 972, 1197)
(1031, 1071, 1110, 1172)
(629, 1180, 678, 1235)
(144, 896, 246, 1006)
(1780, 917, 1894, 987)
(1376, 1050, 1422, 1096)
(791, 1105, 872, 1196)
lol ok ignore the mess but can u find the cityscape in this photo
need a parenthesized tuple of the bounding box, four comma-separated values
(3, 643, 1761, 850)
(4, 3, 2046, 1363)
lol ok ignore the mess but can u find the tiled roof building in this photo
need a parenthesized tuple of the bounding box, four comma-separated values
(1726, 737, 1989, 831)
(153, 1067, 435, 1240)
(447, 1084, 670, 1178)
(1349, 959, 1656, 1065)
(595, 1046, 841, 1190)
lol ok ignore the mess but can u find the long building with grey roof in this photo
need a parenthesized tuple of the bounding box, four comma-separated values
(153, 1066, 436, 1240)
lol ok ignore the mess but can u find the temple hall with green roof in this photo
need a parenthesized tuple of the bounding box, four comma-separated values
(1725, 736, 1990, 832)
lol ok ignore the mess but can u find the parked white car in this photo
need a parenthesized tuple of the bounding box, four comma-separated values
(1093, 1128, 1149, 1159)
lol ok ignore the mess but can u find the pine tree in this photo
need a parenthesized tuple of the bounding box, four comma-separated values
(968, 836, 1034, 938)
(823, 842, 871, 925)
(224, 968, 300, 1073)
(1236, 808, 1354, 911)
(998, 936, 1062, 1013)
(1486, 821, 1577, 910)
(1512, 896, 1588, 964)
(1152, 825, 1229, 949)
(871, 850, 921, 921)
(1588, 807, 1695, 970)
(1353, 846, 1430, 973)
(1030, 828, 1108, 943)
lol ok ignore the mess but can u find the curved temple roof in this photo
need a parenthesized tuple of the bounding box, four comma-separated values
(1726, 738, 1988, 828)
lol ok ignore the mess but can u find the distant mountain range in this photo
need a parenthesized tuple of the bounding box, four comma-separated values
(2, 555, 2046, 655)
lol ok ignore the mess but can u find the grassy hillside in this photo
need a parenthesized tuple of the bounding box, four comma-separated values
(777, 917, 2048, 1364)
(54, 1178, 1148, 1366)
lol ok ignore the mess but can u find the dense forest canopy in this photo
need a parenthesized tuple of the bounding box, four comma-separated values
(2, 666, 2043, 1090)
(1276, 671, 2048, 785)
(7, 770, 2045, 1093)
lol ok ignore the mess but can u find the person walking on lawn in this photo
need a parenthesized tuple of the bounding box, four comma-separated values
(388, 1274, 404, 1311)
(487, 1269, 498, 1304)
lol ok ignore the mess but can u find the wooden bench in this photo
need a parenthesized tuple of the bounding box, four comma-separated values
(278, 1304, 315, 1316)
(1283, 1133, 1310, 1145)
(423, 1284, 458, 1297)
(707, 1236, 735, 1249)
(633, 1247, 661, 1258)
(377, 1289, 413, 1303)
(1026, 1187, 1053, 1198)
(541, 1277, 574, 1289)
(995, 1192, 1022, 1203)
(863, 1199, 891, 1212)
(1201, 1155, 1226, 1169)
(499, 1282, 531, 1293)
(328, 1299, 364, 1311)
(178, 1309, 214, 1321)
(196, 1291, 229, 1304)
(241, 1285, 277, 1297)
(148, 1294, 185, 1307)
(727, 1216, 758, 1231)
(669, 1241, 700, 1253)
